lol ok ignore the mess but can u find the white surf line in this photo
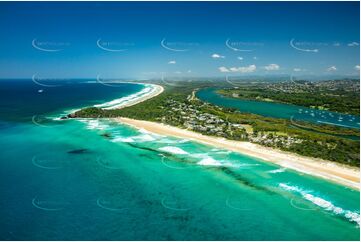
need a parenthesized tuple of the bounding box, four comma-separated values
(56, 82, 163, 124)
(117, 118, 360, 190)
(94, 83, 164, 110)
(268, 167, 287, 174)
(279, 183, 360, 225)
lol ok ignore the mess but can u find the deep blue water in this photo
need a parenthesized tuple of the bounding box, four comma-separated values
(0, 80, 359, 240)
(0, 79, 143, 123)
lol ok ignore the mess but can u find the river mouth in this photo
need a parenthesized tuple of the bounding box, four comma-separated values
(196, 88, 360, 132)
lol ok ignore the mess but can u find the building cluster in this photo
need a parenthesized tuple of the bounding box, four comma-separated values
(265, 79, 360, 94)
(158, 99, 247, 139)
(249, 132, 303, 148)
(156, 98, 306, 149)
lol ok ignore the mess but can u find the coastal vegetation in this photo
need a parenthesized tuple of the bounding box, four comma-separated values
(218, 79, 360, 115)
(74, 80, 360, 167)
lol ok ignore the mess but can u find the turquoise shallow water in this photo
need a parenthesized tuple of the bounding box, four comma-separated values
(0, 81, 359, 240)
(197, 88, 360, 130)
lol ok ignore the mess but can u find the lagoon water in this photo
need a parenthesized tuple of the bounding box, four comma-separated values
(0, 80, 359, 240)
(197, 88, 360, 130)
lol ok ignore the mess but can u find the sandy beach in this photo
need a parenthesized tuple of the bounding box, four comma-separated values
(116, 117, 360, 190)
(94, 83, 164, 110)
(114, 84, 164, 109)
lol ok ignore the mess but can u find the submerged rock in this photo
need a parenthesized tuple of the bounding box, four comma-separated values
(101, 133, 111, 138)
(67, 149, 88, 154)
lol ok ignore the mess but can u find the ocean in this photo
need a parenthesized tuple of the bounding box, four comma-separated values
(0, 80, 359, 240)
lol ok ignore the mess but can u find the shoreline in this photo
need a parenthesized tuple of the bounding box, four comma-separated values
(116, 117, 360, 190)
(116, 83, 164, 109)
(62, 83, 164, 117)
(94, 83, 164, 110)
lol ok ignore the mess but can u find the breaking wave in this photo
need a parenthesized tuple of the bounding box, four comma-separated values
(158, 146, 189, 155)
(197, 157, 223, 166)
(94, 84, 154, 110)
(268, 168, 286, 174)
(79, 119, 109, 130)
(279, 183, 360, 226)
(112, 134, 156, 143)
(191, 153, 239, 167)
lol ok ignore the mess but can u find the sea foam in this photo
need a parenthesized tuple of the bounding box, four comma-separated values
(197, 157, 222, 166)
(192, 153, 238, 167)
(159, 146, 189, 155)
(279, 183, 360, 226)
(112, 137, 135, 143)
(268, 168, 286, 174)
(111, 134, 156, 143)
(78, 119, 109, 130)
(94, 84, 154, 110)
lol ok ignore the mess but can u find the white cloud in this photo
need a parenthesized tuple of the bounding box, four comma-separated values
(187, 70, 192, 73)
(168, 60, 176, 64)
(175, 71, 182, 74)
(348, 42, 359, 47)
(327, 66, 337, 71)
(333, 42, 341, 47)
(219, 66, 230, 72)
(211, 53, 225, 59)
(253, 56, 257, 60)
(264, 64, 280, 71)
(233, 65, 257, 73)
(219, 65, 256, 73)
(355, 65, 360, 71)
(229, 67, 239, 72)
(237, 56, 243, 60)
(293, 68, 302, 72)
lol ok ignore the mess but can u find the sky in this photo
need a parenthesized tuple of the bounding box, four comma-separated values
(0, 1, 359, 79)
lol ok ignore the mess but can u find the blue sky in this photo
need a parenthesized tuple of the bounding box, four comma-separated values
(0, 1, 359, 79)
